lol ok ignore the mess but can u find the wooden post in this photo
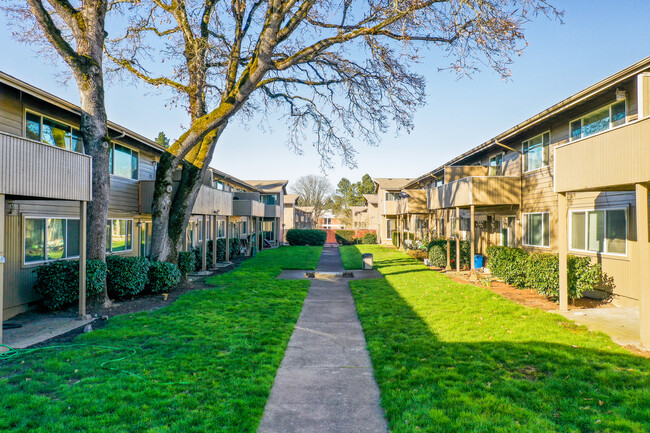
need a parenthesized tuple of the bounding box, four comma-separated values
(212, 216, 218, 268)
(636, 183, 650, 347)
(0, 194, 5, 348)
(470, 205, 476, 270)
(225, 216, 230, 262)
(201, 214, 208, 271)
(78, 201, 88, 319)
(446, 209, 451, 270)
(455, 207, 461, 273)
(558, 193, 569, 312)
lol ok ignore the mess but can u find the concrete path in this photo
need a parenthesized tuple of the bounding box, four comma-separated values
(258, 248, 388, 433)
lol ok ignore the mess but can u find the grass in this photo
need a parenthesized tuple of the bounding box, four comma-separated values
(340, 244, 363, 269)
(0, 246, 321, 433)
(343, 245, 650, 433)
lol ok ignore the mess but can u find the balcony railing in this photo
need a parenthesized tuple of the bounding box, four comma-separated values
(139, 181, 233, 215)
(382, 200, 399, 215)
(232, 199, 265, 217)
(428, 176, 520, 209)
(0, 131, 92, 201)
(555, 117, 650, 192)
(264, 204, 282, 218)
(397, 189, 428, 214)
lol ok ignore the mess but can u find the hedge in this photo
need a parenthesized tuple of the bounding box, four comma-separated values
(107, 256, 151, 298)
(286, 229, 326, 246)
(147, 261, 182, 293)
(427, 239, 472, 268)
(335, 230, 357, 245)
(486, 246, 602, 300)
(33, 259, 107, 311)
(178, 251, 196, 277)
(191, 238, 242, 271)
(361, 232, 377, 244)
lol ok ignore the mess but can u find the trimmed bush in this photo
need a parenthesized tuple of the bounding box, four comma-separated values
(335, 230, 357, 245)
(486, 246, 528, 288)
(286, 229, 327, 246)
(33, 259, 106, 311)
(147, 261, 182, 293)
(427, 240, 447, 267)
(392, 233, 399, 247)
(107, 255, 150, 298)
(178, 251, 196, 277)
(426, 239, 472, 269)
(361, 232, 377, 244)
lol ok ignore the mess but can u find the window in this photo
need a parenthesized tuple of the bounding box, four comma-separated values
(141, 222, 152, 258)
(110, 144, 139, 180)
(570, 100, 626, 141)
(106, 219, 133, 253)
(24, 217, 80, 263)
(438, 218, 445, 237)
(489, 153, 503, 176)
(385, 192, 400, 201)
(523, 212, 550, 247)
(25, 111, 83, 153)
(241, 221, 247, 234)
(261, 194, 277, 205)
(217, 220, 225, 238)
(570, 209, 626, 255)
(215, 180, 224, 190)
(263, 221, 275, 241)
(522, 132, 550, 172)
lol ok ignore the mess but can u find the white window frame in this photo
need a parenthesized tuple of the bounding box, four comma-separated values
(522, 212, 550, 248)
(23, 216, 81, 265)
(522, 131, 551, 173)
(489, 152, 505, 176)
(106, 218, 134, 253)
(385, 192, 400, 201)
(569, 208, 628, 257)
(110, 142, 140, 180)
(24, 109, 83, 153)
(569, 100, 627, 142)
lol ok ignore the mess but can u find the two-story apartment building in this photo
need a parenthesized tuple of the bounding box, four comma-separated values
(371, 178, 413, 244)
(243, 180, 287, 248)
(404, 56, 650, 346)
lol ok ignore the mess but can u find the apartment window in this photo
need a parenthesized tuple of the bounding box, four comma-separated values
(106, 219, 133, 253)
(385, 192, 400, 201)
(522, 132, 550, 172)
(570, 100, 626, 141)
(217, 220, 225, 238)
(215, 180, 224, 190)
(140, 222, 152, 258)
(24, 217, 80, 264)
(570, 209, 626, 255)
(263, 221, 275, 241)
(489, 153, 503, 176)
(438, 218, 445, 237)
(110, 143, 139, 180)
(25, 111, 83, 153)
(523, 212, 550, 247)
(261, 194, 277, 205)
(241, 221, 247, 234)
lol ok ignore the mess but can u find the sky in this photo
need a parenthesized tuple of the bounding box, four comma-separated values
(1, 1, 649, 189)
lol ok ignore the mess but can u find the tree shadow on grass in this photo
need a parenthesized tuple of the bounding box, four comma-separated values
(351, 273, 650, 433)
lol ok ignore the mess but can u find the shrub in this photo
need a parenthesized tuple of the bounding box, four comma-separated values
(361, 232, 377, 244)
(392, 232, 399, 247)
(286, 229, 327, 246)
(178, 251, 196, 277)
(526, 253, 602, 300)
(486, 246, 528, 288)
(427, 239, 447, 267)
(107, 255, 150, 298)
(147, 261, 182, 293)
(426, 239, 472, 269)
(33, 259, 106, 311)
(406, 249, 429, 261)
(335, 230, 357, 245)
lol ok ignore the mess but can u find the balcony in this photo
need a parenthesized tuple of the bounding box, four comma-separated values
(264, 204, 282, 218)
(232, 199, 265, 217)
(428, 176, 520, 209)
(397, 189, 428, 214)
(382, 200, 399, 215)
(0, 131, 92, 201)
(139, 181, 233, 215)
(555, 117, 650, 192)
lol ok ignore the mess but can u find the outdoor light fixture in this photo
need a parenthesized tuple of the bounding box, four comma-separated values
(615, 87, 627, 101)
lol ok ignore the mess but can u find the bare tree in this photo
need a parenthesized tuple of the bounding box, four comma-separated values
(4, 0, 113, 304)
(291, 175, 333, 223)
(106, 0, 561, 261)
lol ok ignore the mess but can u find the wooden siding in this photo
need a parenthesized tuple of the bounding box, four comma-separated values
(0, 84, 23, 136)
(0, 132, 92, 201)
(428, 176, 520, 210)
(555, 117, 650, 192)
(397, 189, 428, 214)
(233, 200, 265, 217)
(444, 165, 489, 182)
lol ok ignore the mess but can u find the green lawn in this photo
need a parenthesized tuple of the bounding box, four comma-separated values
(340, 243, 364, 269)
(0, 246, 321, 433)
(344, 245, 650, 433)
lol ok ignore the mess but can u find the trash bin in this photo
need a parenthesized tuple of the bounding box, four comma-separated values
(474, 254, 484, 269)
(362, 253, 374, 270)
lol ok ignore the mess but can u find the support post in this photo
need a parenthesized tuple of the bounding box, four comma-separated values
(558, 193, 569, 312)
(201, 214, 208, 271)
(636, 183, 650, 347)
(212, 216, 218, 268)
(446, 209, 451, 270)
(225, 216, 230, 262)
(470, 205, 476, 270)
(0, 195, 5, 349)
(456, 207, 461, 273)
(78, 201, 88, 319)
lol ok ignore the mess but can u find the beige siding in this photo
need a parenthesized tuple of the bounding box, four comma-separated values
(445, 166, 489, 182)
(0, 84, 23, 136)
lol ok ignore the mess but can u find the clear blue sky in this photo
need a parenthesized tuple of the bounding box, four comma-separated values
(1, 1, 649, 188)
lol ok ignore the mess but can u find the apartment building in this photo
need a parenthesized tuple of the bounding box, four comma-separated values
(371, 178, 413, 244)
(283, 194, 314, 236)
(402, 57, 650, 346)
(242, 180, 287, 248)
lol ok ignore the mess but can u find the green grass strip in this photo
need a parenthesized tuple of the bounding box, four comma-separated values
(346, 245, 650, 433)
(0, 246, 321, 433)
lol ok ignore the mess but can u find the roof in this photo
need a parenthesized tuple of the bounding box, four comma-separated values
(351, 206, 367, 213)
(363, 194, 378, 204)
(0, 70, 166, 154)
(244, 180, 289, 194)
(296, 206, 314, 213)
(372, 178, 413, 191)
(413, 55, 650, 178)
(210, 168, 261, 192)
(284, 194, 299, 205)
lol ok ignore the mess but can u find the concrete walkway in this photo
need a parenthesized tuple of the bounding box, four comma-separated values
(258, 248, 388, 433)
